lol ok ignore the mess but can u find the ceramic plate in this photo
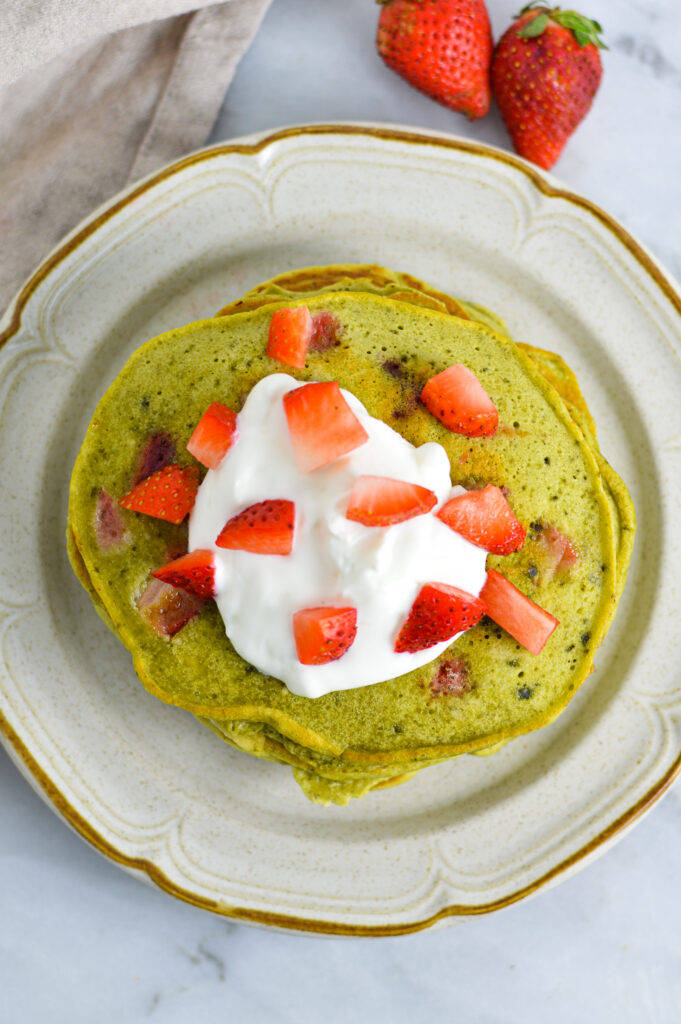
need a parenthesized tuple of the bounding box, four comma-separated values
(2, 125, 680, 935)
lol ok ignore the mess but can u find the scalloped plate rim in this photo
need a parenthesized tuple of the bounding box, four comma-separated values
(1, 123, 680, 936)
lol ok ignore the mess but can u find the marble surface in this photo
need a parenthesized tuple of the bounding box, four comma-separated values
(3, 0, 681, 1020)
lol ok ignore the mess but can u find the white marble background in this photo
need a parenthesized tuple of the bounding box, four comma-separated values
(2, 0, 681, 1020)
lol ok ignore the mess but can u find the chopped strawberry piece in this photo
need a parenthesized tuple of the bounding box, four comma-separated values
(133, 432, 177, 486)
(267, 306, 313, 369)
(527, 522, 579, 583)
(383, 358, 405, 379)
(187, 402, 238, 470)
(94, 490, 130, 551)
(346, 475, 437, 527)
(165, 540, 189, 562)
(431, 656, 471, 697)
(216, 499, 295, 555)
(558, 536, 578, 570)
(480, 569, 559, 655)
(137, 578, 203, 637)
(394, 582, 487, 653)
(283, 381, 369, 472)
(421, 364, 498, 437)
(152, 549, 216, 599)
(118, 464, 199, 524)
(542, 524, 578, 573)
(310, 311, 343, 352)
(293, 606, 358, 665)
(436, 485, 526, 555)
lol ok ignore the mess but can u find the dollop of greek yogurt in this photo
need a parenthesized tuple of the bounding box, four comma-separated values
(188, 374, 487, 699)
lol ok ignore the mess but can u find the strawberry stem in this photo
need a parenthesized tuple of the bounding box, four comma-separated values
(516, 4, 607, 49)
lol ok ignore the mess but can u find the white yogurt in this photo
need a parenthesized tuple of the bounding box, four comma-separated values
(188, 374, 487, 699)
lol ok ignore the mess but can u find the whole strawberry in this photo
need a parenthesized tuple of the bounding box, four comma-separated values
(491, 3, 605, 170)
(376, 0, 493, 121)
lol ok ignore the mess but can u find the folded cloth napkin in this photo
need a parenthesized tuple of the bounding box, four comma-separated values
(0, 0, 272, 313)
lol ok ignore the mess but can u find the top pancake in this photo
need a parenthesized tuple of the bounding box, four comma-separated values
(220, 264, 633, 598)
(68, 289, 620, 765)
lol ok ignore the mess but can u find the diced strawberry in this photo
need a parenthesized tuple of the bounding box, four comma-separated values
(137, 578, 203, 637)
(164, 540, 189, 562)
(283, 381, 369, 472)
(293, 606, 358, 665)
(541, 524, 578, 573)
(431, 656, 471, 697)
(187, 402, 238, 470)
(480, 569, 559, 655)
(216, 499, 295, 554)
(346, 475, 437, 526)
(118, 465, 199, 524)
(94, 490, 130, 551)
(394, 582, 487, 654)
(133, 432, 177, 486)
(558, 536, 578, 570)
(310, 311, 343, 352)
(436, 485, 526, 555)
(383, 358, 405, 379)
(152, 549, 216, 599)
(421, 364, 498, 437)
(526, 522, 579, 584)
(267, 306, 313, 369)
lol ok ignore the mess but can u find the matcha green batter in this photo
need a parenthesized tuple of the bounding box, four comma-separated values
(67, 269, 634, 804)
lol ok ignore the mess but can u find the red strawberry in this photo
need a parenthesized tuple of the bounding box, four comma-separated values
(216, 499, 295, 555)
(437, 484, 526, 555)
(293, 606, 358, 665)
(187, 402, 238, 470)
(133, 431, 176, 486)
(553, 530, 578, 570)
(283, 381, 369, 472)
(491, 4, 605, 170)
(480, 568, 558, 654)
(394, 582, 487, 653)
(137, 578, 204, 637)
(118, 464, 199, 524)
(267, 306, 313, 369)
(376, 0, 493, 120)
(152, 549, 216, 599)
(94, 490, 130, 551)
(541, 524, 578, 572)
(421, 364, 498, 437)
(530, 521, 578, 580)
(310, 311, 343, 352)
(430, 656, 471, 696)
(346, 475, 437, 527)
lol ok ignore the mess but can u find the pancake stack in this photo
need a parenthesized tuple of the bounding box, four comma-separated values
(67, 266, 635, 804)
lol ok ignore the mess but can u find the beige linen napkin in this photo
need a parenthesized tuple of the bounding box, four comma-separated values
(0, 0, 272, 312)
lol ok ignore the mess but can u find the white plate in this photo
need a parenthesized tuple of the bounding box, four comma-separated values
(2, 125, 680, 935)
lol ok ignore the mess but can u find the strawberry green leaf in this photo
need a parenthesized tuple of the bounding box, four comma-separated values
(556, 11, 591, 30)
(518, 12, 549, 37)
(514, 6, 607, 50)
(552, 10, 608, 48)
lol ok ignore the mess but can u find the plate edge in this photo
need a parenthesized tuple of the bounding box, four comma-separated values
(2, 122, 681, 933)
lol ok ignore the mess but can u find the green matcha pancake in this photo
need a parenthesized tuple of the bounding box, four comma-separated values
(217, 264, 598, 434)
(67, 277, 633, 804)
(217, 265, 631, 605)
